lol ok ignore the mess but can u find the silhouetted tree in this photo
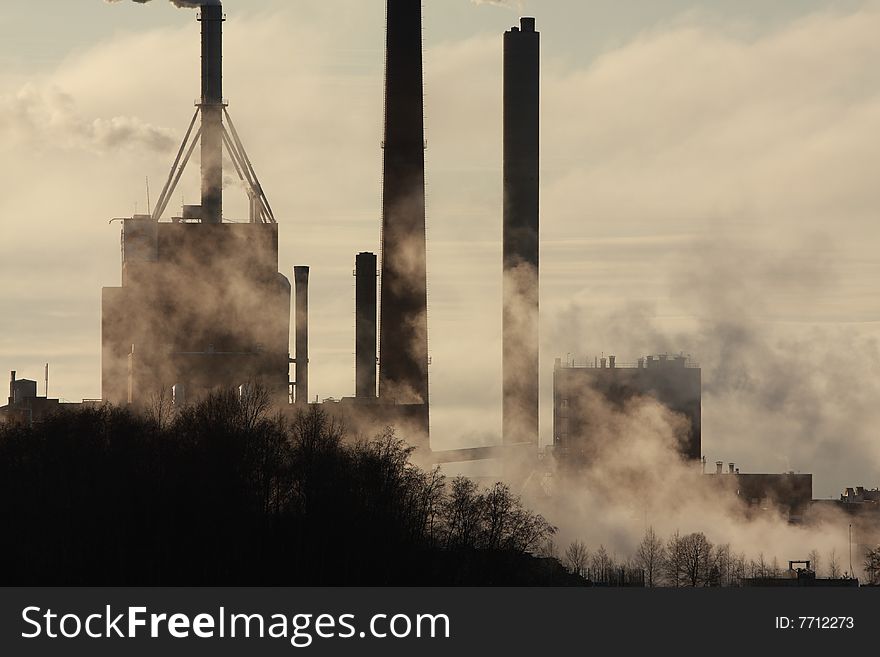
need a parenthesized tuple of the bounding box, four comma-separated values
(564, 541, 590, 578)
(864, 546, 880, 585)
(679, 532, 713, 587)
(0, 393, 564, 586)
(635, 527, 665, 587)
(663, 531, 684, 587)
(828, 548, 841, 578)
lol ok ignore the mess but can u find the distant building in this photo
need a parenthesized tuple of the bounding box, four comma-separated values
(1, 370, 90, 426)
(742, 560, 859, 587)
(809, 486, 880, 561)
(704, 461, 813, 520)
(553, 354, 701, 464)
(841, 486, 880, 506)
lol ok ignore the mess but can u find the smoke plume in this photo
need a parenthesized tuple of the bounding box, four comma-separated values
(531, 233, 880, 580)
(105, 0, 220, 8)
(0, 84, 176, 154)
(471, 0, 523, 10)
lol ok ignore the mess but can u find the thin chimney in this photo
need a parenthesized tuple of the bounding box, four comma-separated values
(378, 0, 430, 419)
(294, 266, 309, 404)
(502, 17, 540, 446)
(199, 2, 224, 224)
(356, 252, 378, 399)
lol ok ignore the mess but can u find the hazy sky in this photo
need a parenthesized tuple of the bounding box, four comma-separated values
(2, 0, 880, 496)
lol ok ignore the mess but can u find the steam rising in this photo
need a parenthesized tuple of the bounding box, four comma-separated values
(0, 84, 175, 154)
(471, 0, 524, 10)
(526, 385, 867, 580)
(532, 234, 880, 580)
(105, 0, 220, 8)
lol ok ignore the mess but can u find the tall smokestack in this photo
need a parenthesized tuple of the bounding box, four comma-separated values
(502, 17, 540, 446)
(199, 2, 224, 224)
(378, 0, 430, 414)
(356, 252, 378, 399)
(294, 266, 309, 404)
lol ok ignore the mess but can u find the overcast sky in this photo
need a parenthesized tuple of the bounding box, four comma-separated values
(1, 0, 879, 496)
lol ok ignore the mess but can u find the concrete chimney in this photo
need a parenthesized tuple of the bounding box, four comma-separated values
(199, 2, 224, 224)
(355, 252, 378, 399)
(502, 17, 540, 446)
(8, 371, 15, 406)
(294, 266, 309, 404)
(378, 0, 430, 418)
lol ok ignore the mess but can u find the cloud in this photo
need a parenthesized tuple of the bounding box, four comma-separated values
(0, 83, 176, 154)
(470, 0, 524, 11)
(105, 0, 219, 9)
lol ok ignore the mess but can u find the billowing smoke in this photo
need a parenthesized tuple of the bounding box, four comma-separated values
(530, 233, 880, 581)
(471, 0, 524, 10)
(528, 389, 864, 582)
(0, 84, 176, 154)
(105, 0, 220, 9)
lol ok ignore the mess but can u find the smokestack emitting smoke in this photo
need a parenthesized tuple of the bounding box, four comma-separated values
(356, 252, 379, 399)
(294, 267, 310, 404)
(199, 2, 223, 224)
(106, 1, 224, 223)
(378, 1, 430, 414)
(502, 17, 540, 446)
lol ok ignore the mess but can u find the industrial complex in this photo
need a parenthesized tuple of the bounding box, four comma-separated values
(91, 1, 543, 457)
(1, 1, 877, 568)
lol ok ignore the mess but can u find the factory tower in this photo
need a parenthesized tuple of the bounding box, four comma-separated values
(102, 1, 290, 407)
(502, 18, 540, 446)
(378, 1, 430, 422)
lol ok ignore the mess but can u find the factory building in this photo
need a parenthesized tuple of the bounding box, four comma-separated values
(102, 2, 290, 408)
(99, 0, 436, 451)
(1, 370, 92, 426)
(704, 461, 813, 521)
(553, 354, 702, 463)
(809, 486, 880, 559)
(94, 2, 559, 458)
(742, 560, 859, 587)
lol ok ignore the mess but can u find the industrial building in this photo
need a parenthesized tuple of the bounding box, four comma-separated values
(102, 2, 292, 408)
(704, 461, 813, 521)
(94, 1, 551, 458)
(553, 354, 702, 464)
(1, 370, 93, 426)
(100, 1, 433, 449)
(809, 487, 880, 560)
(742, 560, 859, 587)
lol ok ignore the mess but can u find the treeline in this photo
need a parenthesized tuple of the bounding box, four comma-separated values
(561, 528, 877, 587)
(0, 389, 566, 585)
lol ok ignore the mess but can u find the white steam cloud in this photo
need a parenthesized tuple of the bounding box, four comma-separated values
(105, 0, 220, 9)
(470, 0, 524, 11)
(0, 84, 176, 154)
